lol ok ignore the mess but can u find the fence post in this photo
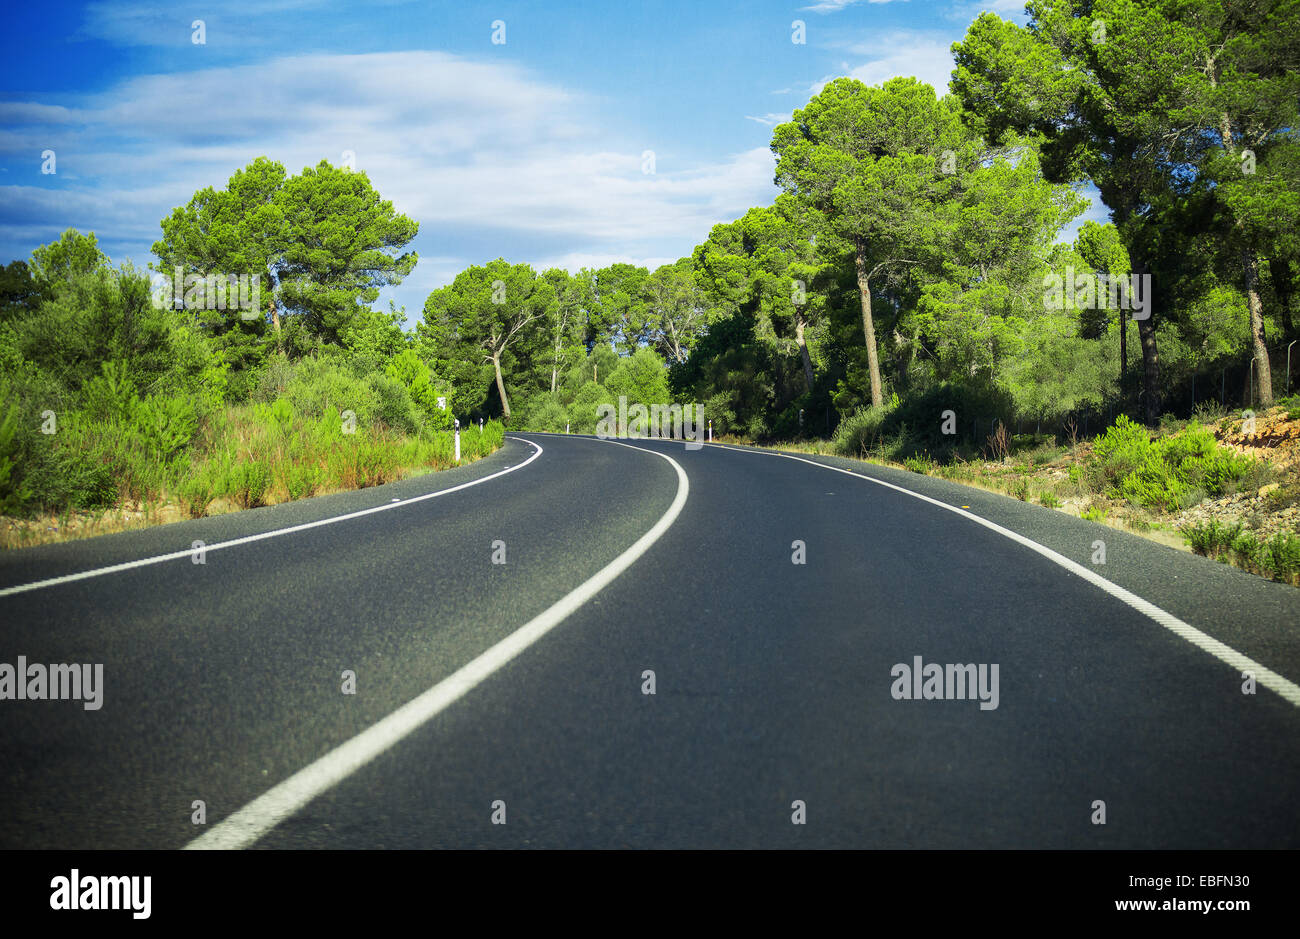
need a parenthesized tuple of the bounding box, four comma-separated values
(1288, 340, 1296, 394)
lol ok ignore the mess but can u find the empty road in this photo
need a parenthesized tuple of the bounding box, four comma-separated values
(2, 433, 1298, 848)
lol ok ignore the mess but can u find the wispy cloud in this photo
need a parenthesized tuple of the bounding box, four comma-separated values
(1, 50, 778, 303)
(799, 0, 908, 13)
(78, 0, 341, 47)
(813, 30, 957, 95)
(744, 112, 791, 127)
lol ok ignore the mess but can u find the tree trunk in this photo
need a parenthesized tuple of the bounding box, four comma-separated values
(1244, 250, 1274, 407)
(794, 312, 815, 393)
(1273, 257, 1295, 339)
(1119, 313, 1127, 380)
(492, 353, 511, 420)
(1137, 313, 1159, 425)
(853, 239, 884, 408)
(1127, 248, 1160, 425)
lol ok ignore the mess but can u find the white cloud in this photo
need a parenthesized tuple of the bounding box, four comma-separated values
(800, 0, 907, 13)
(813, 31, 957, 95)
(0, 50, 778, 312)
(744, 112, 792, 127)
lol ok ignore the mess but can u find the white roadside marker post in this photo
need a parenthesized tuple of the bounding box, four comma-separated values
(708, 419, 712, 442)
(454, 418, 461, 463)
(566, 423, 570, 434)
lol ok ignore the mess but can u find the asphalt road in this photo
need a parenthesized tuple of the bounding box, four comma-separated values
(1, 432, 1298, 848)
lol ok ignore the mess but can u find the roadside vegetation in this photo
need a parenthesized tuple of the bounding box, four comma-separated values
(1, 173, 502, 547)
(3, 3, 1297, 582)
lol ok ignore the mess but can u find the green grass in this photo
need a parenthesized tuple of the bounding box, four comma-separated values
(1181, 519, 1300, 584)
(2, 370, 506, 536)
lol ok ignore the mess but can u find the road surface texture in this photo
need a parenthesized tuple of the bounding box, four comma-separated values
(1, 433, 1297, 848)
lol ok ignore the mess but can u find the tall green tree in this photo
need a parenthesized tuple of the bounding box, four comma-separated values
(152, 157, 286, 362)
(540, 268, 591, 393)
(592, 263, 652, 354)
(693, 197, 825, 392)
(643, 259, 718, 367)
(772, 77, 969, 407)
(910, 140, 1083, 386)
(153, 157, 418, 358)
(1073, 220, 1132, 376)
(277, 160, 419, 347)
(418, 260, 553, 421)
(952, 0, 1299, 417)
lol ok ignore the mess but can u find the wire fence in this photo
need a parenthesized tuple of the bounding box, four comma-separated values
(961, 339, 1299, 447)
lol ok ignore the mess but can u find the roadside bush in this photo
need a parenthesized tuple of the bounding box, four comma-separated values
(1265, 532, 1300, 581)
(132, 395, 198, 461)
(1088, 416, 1253, 512)
(521, 396, 569, 432)
(831, 405, 891, 456)
(365, 372, 422, 437)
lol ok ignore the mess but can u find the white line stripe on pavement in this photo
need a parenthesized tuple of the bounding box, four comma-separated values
(707, 441, 1300, 708)
(0, 438, 545, 599)
(186, 437, 689, 849)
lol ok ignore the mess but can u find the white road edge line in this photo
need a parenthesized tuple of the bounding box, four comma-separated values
(0, 438, 545, 599)
(186, 437, 689, 850)
(707, 441, 1300, 708)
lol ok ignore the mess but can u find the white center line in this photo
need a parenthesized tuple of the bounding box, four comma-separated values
(186, 437, 689, 850)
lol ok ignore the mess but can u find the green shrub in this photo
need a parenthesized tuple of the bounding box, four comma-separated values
(1264, 532, 1300, 581)
(227, 459, 271, 508)
(1088, 416, 1253, 512)
(520, 396, 569, 432)
(132, 395, 198, 461)
(80, 361, 139, 422)
(831, 405, 891, 457)
(365, 372, 422, 437)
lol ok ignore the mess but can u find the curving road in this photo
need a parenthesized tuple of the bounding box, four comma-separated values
(1, 433, 1298, 849)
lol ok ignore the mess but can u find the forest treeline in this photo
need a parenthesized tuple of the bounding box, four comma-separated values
(1, 0, 1296, 520)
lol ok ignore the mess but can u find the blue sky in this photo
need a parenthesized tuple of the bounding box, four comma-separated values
(1, 0, 1100, 322)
